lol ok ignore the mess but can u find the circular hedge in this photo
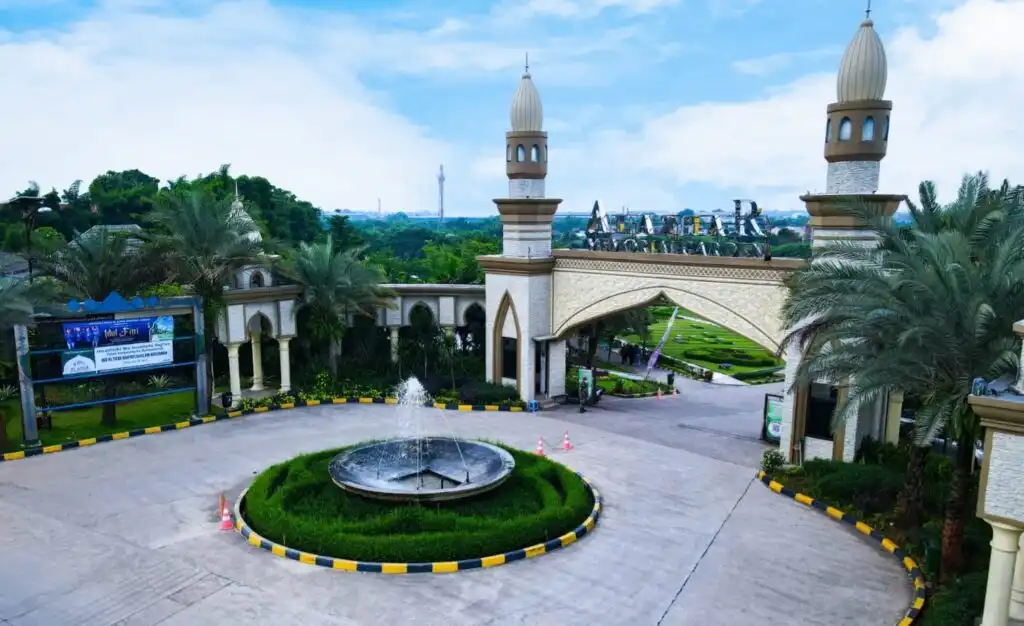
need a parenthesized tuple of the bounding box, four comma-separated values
(242, 444, 595, 563)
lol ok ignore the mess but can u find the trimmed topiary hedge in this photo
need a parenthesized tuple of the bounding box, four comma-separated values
(243, 445, 595, 563)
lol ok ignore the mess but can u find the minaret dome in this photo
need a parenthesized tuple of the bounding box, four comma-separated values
(836, 18, 888, 103)
(510, 62, 543, 132)
(505, 54, 548, 199)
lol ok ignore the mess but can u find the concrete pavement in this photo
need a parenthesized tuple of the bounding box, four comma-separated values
(0, 395, 909, 626)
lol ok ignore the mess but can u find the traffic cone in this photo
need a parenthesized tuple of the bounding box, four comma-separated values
(562, 431, 573, 451)
(219, 494, 233, 531)
(672, 388, 679, 398)
(656, 389, 662, 400)
(535, 436, 545, 456)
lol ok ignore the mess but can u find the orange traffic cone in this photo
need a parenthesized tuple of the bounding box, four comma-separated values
(535, 436, 545, 456)
(219, 494, 233, 531)
(656, 389, 662, 400)
(672, 388, 679, 398)
(562, 431, 573, 451)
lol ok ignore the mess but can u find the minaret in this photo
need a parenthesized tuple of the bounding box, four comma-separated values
(495, 54, 560, 258)
(802, 7, 904, 250)
(479, 57, 565, 403)
(783, 7, 908, 466)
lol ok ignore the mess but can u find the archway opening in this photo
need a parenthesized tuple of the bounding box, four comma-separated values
(243, 312, 275, 392)
(491, 292, 521, 395)
(461, 303, 486, 357)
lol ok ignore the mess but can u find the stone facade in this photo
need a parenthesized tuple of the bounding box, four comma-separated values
(550, 252, 800, 352)
(825, 161, 880, 195)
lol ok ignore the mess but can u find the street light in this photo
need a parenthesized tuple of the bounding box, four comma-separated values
(6, 195, 53, 281)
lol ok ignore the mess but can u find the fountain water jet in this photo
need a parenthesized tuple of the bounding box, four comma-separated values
(328, 377, 515, 502)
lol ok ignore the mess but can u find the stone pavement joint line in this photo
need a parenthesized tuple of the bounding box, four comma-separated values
(0, 396, 524, 463)
(755, 471, 928, 626)
(231, 473, 603, 574)
(656, 476, 756, 625)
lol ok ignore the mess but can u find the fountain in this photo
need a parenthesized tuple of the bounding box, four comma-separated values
(327, 377, 515, 502)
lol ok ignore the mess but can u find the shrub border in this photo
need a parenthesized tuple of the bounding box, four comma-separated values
(232, 470, 602, 574)
(0, 397, 524, 464)
(756, 471, 926, 626)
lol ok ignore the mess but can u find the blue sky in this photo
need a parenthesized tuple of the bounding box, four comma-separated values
(0, 0, 1018, 215)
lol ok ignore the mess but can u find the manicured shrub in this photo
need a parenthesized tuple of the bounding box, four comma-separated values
(458, 381, 519, 405)
(918, 571, 985, 626)
(244, 445, 595, 563)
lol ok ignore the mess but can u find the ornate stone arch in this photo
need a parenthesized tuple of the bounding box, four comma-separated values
(491, 291, 522, 394)
(553, 285, 780, 354)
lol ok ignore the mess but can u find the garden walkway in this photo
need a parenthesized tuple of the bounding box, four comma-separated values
(0, 400, 910, 625)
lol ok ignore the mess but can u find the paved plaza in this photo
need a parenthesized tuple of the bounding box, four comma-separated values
(0, 383, 911, 626)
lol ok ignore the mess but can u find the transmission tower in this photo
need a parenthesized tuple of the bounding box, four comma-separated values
(437, 164, 445, 221)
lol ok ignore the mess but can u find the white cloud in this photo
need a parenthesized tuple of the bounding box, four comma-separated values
(593, 0, 1024, 210)
(0, 0, 462, 212)
(3, 0, 1019, 219)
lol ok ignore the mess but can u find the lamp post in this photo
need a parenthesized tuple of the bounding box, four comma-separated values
(7, 195, 53, 280)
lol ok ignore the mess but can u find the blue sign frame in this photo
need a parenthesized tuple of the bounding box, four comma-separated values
(14, 292, 209, 447)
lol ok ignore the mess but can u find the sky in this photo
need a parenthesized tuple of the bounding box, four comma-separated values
(0, 0, 1020, 216)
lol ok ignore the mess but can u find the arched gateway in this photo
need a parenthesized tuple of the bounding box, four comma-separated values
(480, 16, 908, 468)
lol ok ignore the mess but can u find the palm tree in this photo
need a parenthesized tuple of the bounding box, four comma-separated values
(281, 236, 391, 376)
(781, 173, 1024, 582)
(147, 187, 265, 406)
(39, 229, 166, 426)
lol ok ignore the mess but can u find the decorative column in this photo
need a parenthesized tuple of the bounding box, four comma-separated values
(982, 522, 1023, 626)
(250, 332, 264, 391)
(389, 327, 400, 363)
(968, 318, 1024, 626)
(277, 337, 292, 393)
(1011, 533, 1024, 620)
(227, 343, 242, 407)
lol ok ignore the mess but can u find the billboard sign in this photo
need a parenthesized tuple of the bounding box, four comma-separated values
(61, 315, 175, 376)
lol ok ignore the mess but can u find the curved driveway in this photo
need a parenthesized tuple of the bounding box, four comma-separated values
(0, 389, 910, 626)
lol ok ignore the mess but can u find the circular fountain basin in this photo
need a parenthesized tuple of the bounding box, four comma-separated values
(328, 437, 516, 503)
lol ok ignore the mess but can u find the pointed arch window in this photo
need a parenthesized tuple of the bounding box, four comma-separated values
(838, 117, 853, 141)
(516, 144, 526, 162)
(883, 116, 890, 141)
(861, 116, 875, 141)
(530, 144, 540, 162)
(825, 118, 832, 143)
(506, 144, 512, 162)
(250, 271, 265, 288)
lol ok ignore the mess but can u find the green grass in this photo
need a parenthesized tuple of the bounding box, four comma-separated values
(566, 365, 668, 396)
(243, 445, 595, 563)
(1, 391, 197, 453)
(620, 306, 783, 376)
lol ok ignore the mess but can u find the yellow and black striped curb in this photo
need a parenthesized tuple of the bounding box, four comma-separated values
(756, 471, 926, 626)
(0, 397, 525, 464)
(232, 472, 602, 574)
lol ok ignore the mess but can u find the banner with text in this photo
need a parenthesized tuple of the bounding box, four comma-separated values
(61, 316, 175, 376)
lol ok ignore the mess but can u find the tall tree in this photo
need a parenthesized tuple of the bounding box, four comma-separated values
(281, 236, 391, 375)
(781, 173, 1024, 582)
(147, 187, 266, 406)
